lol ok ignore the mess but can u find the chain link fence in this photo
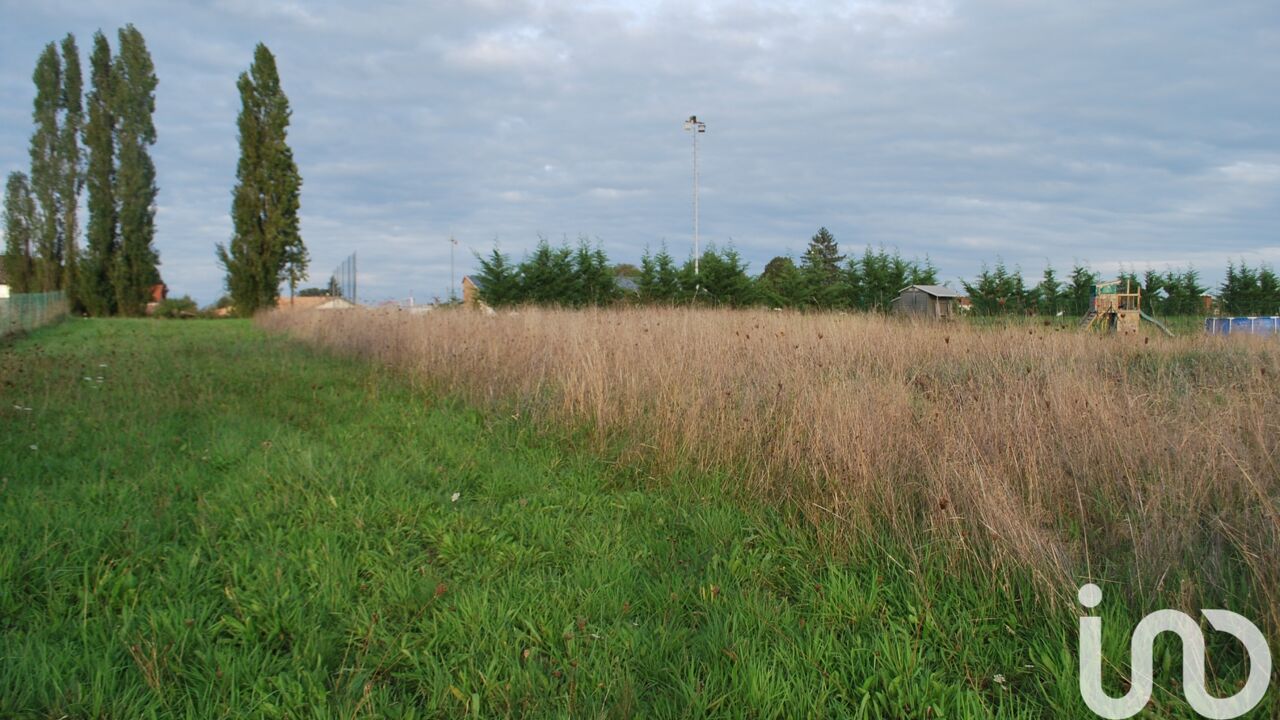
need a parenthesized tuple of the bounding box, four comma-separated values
(327, 252, 357, 304)
(1, 291, 69, 338)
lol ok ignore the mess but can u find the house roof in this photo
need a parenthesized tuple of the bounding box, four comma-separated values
(276, 295, 341, 311)
(463, 275, 484, 290)
(900, 284, 962, 298)
(616, 276, 639, 293)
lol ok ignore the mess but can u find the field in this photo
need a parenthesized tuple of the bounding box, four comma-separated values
(1, 316, 1274, 718)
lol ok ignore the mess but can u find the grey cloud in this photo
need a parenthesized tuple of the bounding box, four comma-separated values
(1, 0, 1277, 304)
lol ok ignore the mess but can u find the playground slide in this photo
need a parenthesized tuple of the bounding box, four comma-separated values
(1139, 311, 1175, 337)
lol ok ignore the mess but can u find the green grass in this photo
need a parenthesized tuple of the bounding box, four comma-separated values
(0, 319, 1261, 718)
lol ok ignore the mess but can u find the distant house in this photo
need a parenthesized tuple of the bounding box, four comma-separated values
(616, 276, 640, 295)
(891, 284, 963, 320)
(143, 283, 168, 315)
(315, 297, 356, 310)
(274, 295, 355, 312)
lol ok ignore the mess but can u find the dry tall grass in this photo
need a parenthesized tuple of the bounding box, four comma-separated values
(263, 307, 1280, 619)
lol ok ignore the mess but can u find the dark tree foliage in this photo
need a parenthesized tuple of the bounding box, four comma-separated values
(10, 29, 151, 313)
(680, 245, 756, 307)
(1137, 268, 1206, 316)
(638, 244, 681, 303)
(516, 238, 575, 305)
(29, 42, 62, 292)
(217, 43, 306, 316)
(462, 239, 1230, 318)
(962, 260, 1029, 315)
(114, 25, 161, 315)
(80, 31, 117, 316)
(756, 255, 806, 308)
(1066, 264, 1098, 316)
(909, 257, 939, 286)
(799, 227, 845, 307)
(1221, 262, 1280, 316)
(1032, 265, 1063, 316)
(473, 248, 521, 307)
(846, 246, 929, 311)
(570, 239, 619, 306)
(3, 172, 37, 294)
(58, 34, 83, 307)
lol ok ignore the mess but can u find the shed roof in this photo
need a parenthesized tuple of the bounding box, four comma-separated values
(463, 275, 484, 290)
(900, 284, 962, 298)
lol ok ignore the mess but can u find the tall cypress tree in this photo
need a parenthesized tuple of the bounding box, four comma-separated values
(799, 226, 844, 307)
(3, 173, 37, 293)
(81, 30, 117, 316)
(29, 42, 62, 292)
(218, 43, 306, 315)
(113, 24, 160, 315)
(58, 34, 83, 306)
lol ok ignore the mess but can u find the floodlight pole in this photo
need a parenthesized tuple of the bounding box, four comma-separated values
(450, 236, 458, 302)
(683, 116, 706, 275)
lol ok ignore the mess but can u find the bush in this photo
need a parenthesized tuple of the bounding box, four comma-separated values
(152, 295, 199, 319)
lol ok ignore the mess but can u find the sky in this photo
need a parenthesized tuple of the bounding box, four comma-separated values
(1, 0, 1278, 305)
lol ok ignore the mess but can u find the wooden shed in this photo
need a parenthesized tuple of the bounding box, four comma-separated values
(891, 284, 963, 319)
(462, 276, 485, 309)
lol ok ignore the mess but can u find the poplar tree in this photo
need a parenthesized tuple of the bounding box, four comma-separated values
(218, 43, 306, 315)
(81, 30, 117, 316)
(113, 25, 160, 315)
(29, 43, 62, 292)
(58, 34, 83, 306)
(3, 173, 37, 293)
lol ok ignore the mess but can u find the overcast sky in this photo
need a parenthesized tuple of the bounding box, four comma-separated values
(2, 0, 1278, 304)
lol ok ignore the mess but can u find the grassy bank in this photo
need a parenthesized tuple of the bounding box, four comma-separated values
(0, 319, 1265, 718)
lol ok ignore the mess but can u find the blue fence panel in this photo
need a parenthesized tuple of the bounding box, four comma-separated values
(1207, 316, 1280, 337)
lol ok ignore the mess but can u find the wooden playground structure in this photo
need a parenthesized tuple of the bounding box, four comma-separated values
(1080, 279, 1174, 336)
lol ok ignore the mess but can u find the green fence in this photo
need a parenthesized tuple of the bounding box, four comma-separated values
(0, 291, 68, 337)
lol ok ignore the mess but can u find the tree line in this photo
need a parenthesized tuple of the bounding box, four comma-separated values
(2, 27, 160, 316)
(475, 227, 1279, 317)
(2, 31, 307, 318)
(962, 263, 1211, 317)
(474, 228, 940, 310)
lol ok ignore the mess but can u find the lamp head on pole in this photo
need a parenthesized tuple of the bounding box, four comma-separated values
(683, 115, 706, 133)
